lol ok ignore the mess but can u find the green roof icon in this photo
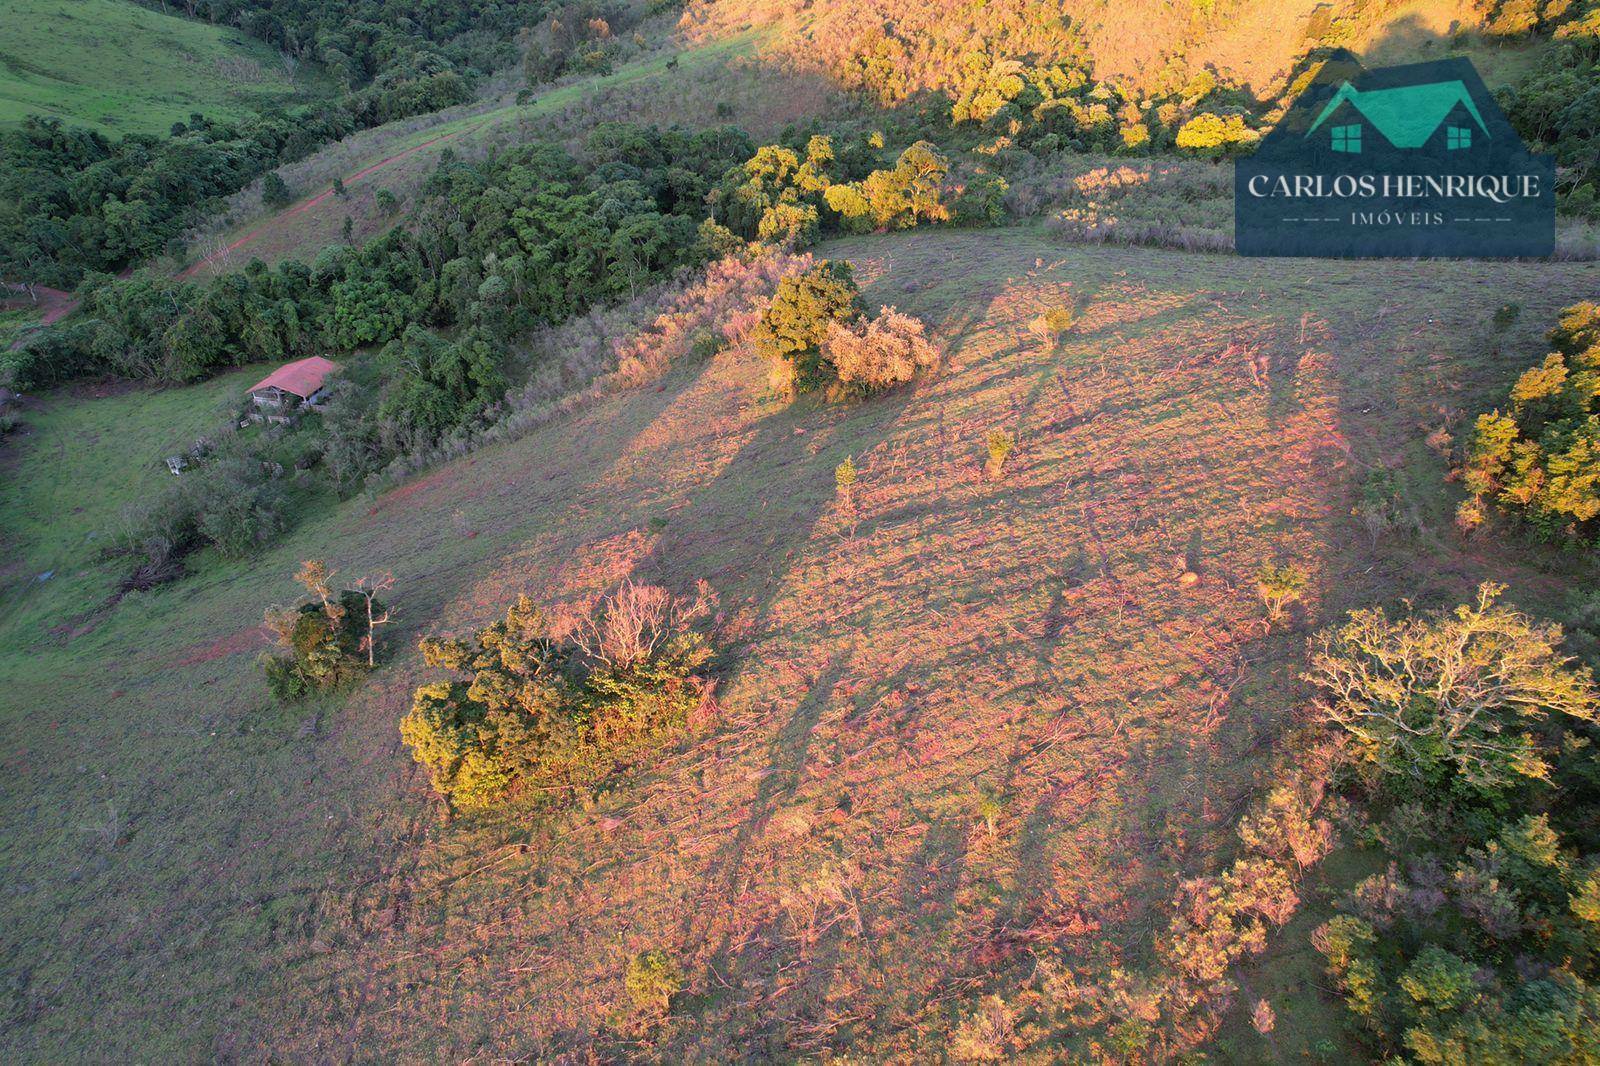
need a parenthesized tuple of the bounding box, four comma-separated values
(1306, 79, 1489, 148)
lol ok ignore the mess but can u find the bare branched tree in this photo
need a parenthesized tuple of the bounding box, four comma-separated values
(566, 578, 714, 671)
(295, 559, 342, 622)
(347, 571, 395, 667)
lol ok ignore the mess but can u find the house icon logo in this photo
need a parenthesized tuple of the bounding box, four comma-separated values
(1306, 79, 1489, 153)
(1237, 54, 1553, 258)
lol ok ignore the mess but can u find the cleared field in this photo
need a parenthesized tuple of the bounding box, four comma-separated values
(0, 0, 326, 135)
(1, 227, 1596, 1057)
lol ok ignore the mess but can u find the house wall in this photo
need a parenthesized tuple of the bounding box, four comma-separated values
(251, 387, 299, 408)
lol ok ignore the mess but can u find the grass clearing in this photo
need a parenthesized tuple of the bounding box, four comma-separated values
(0, 0, 329, 135)
(2, 227, 1597, 1057)
(0, 368, 263, 637)
(0, 305, 40, 350)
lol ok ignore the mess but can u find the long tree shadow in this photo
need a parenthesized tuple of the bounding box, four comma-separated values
(230, 354, 733, 1048)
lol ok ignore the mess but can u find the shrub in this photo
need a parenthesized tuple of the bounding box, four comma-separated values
(1461, 302, 1600, 543)
(624, 949, 683, 1013)
(752, 260, 862, 396)
(976, 782, 1004, 835)
(1255, 562, 1308, 624)
(950, 995, 1019, 1061)
(1236, 780, 1334, 869)
(1028, 305, 1077, 350)
(262, 172, 293, 209)
(952, 173, 1010, 227)
(822, 306, 942, 396)
(400, 581, 715, 811)
(985, 429, 1013, 478)
(1307, 582, 1599, 795)
(259, 561, 377, 702)
(120, 443, 290, 573)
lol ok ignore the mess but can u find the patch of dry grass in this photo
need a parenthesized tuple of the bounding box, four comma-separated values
(3, 227, 1598, 1058)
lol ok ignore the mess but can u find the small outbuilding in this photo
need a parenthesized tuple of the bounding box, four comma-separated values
(247, 356, 340, 413)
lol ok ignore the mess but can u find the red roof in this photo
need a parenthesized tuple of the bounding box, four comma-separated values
(247, 356, 339, 399)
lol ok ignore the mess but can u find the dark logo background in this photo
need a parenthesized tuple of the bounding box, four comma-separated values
(1236, 54, 1554, 258)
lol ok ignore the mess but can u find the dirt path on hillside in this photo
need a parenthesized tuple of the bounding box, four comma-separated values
(6, 124, 482, 339)
(4, 284, 78, 349)
(177, 123, 483, 280)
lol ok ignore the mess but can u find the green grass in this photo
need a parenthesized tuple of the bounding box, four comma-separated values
(0, 0, 331, 135)
(0, 368, 256, 640)
(0, 306, 39, 349)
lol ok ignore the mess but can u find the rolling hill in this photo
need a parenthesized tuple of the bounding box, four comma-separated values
(0, 0, 327, 135)
(4, 0, 1600, 1057)
(2, 225, 1596, 1057)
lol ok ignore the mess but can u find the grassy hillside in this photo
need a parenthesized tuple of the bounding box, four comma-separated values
(2, 226, 1596, 1057)
(0, 0, 327, 135)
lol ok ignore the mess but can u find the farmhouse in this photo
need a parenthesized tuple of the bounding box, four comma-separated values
(1306, 79, 1489, 154)
(246, 356, 339, 412)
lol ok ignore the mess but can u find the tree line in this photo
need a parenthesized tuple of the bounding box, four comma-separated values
(15, 124, 754, 389)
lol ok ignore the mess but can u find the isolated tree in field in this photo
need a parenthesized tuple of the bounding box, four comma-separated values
(348, 570, 395, 666)
(1028, 305, 1077, 351)
(296, 558, 340, 619)
(401, 582, 715, 810)
(1255, 562, 1308, 625)
(1307, 582, 1599, 793)
(260, 559, 379, 701)
(822, 306, 942, 396)
(834, 454, 859, 538)
(834, 454, 857, 505)
(752, 260, 862, 395)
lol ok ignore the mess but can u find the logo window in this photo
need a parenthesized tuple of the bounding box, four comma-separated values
(1447, 126, 1472, 150)
(1331, 123, 1362, 153)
